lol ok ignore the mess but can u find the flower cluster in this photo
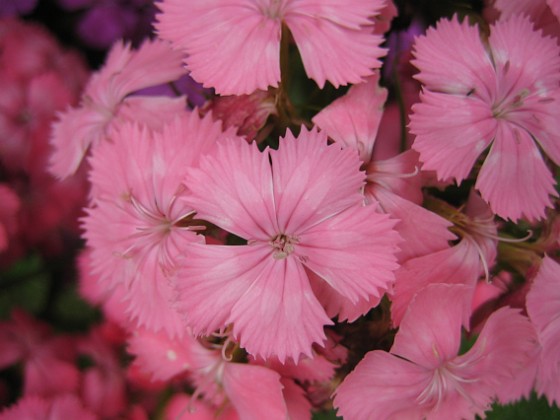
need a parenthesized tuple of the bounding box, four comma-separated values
(1, 1, 560, 419)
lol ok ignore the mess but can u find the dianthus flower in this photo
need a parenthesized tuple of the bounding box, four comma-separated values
(173, 127, 400, 362)
(334, 284, 537, 420)
(410, 15, 560, 221)
(83, 112, 237, 337)
(155, 0, 387, 95)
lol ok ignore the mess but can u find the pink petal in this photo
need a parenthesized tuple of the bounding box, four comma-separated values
(309, 269, 380, 322)
(281, 378, 312, 420)
(411, 16, 496, 97)
(366, 150, 424, 205)
(410, 89, 496, 184)
(227, 254, 332, 362)
(174, 243, 332, 362)
(116, 96, 187, 132)
(312, 73, 387, 162)
(222, 363, 287, 420)
(299, 204, 400, 305)
(285, 1, 386, 88)
(391, 241, 480, 328)
(372, 188, 455, 261)
(489, 15, 560, 101)
(454, 307, 538, 410)
(184, 137, 278, 241)
(391, 284, 471, 368)
(156, 0, 281, 95)
(173, 244, 269, 337)
(476, 123, 558, 221)
(334, 350, 430, 420)
(270, 127, 365, 234)
(49, 106, 108, 178)
(127, 328, 199, 382)
(86, 38, 185, 104)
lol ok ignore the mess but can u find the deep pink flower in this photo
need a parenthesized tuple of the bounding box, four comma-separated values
(156, 0, 387, 95)
(410, 15, 560, 221)
(0, 394, 96, 420)
(83, 112, 235, 337)
(173, 127, 400, 362)
(0, 310, 79, 398)
(0, 185, 19, 253)
(334, 284, 537, 420)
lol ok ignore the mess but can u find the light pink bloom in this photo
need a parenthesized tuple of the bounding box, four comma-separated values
(526, 255, 560, 404)
(174, 127, 400, 362)
(334, 284, 537, 420)
(49, 38, 186, 178)
(410, 15, 560, 221)
(83, 112, 235, 337)
(156, 0, 387, 95)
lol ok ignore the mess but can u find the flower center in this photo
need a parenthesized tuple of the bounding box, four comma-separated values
(270, 233, 297, 259)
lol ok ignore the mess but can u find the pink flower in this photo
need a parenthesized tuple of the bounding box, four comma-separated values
(155, 0, 387, 95)
(526, 255, 560, 404)
(83, 112, 235, 337)
(49, 38, 186, 179)
(334, 284, 537, 420)
(410, 15, 560, 221)
(173, 127, 400, 362)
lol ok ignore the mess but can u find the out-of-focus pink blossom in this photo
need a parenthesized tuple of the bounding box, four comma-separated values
(0, 185, 19, 253)
(0, 310, 80, 398)
(49, 38, 186, 179)
(0, 394, 96, 420)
